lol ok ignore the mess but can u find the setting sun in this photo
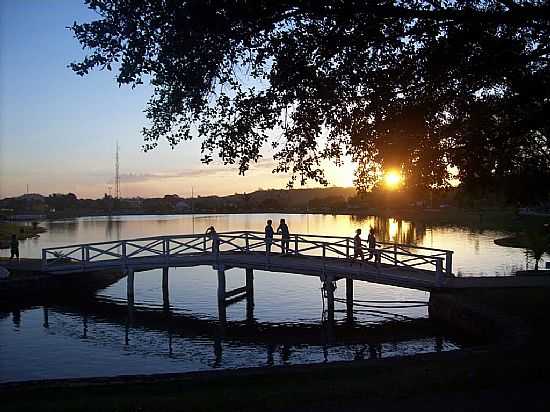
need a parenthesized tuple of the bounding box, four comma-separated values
(384, 170, 402, 190)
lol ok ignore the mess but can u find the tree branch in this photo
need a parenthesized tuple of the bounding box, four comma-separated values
(291, 2, 550, 25)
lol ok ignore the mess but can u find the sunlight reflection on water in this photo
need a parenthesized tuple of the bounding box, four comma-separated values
(2, 213, 539, 275)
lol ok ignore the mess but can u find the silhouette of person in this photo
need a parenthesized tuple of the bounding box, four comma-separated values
(265, 219, 274, 255)
(353, 229, 364, 262)
(9, 234, 19, 261)
(367, 228, 377, 261)
(205, 226, 220, 255)
(277, 218, 290, 254)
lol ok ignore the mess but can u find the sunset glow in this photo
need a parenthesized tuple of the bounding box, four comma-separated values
(384, 170, 402, 190)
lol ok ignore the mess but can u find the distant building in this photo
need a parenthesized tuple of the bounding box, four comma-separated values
(175, 200, 191, 212)
(20, 193, 45, 202)
(125, 198, 144, 208)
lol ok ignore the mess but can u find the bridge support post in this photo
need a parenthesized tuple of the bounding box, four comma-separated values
(217, 266, 227, 324)
(246, 268, 254, 322)
(246, 268, 254, 296)
(445, 251, 453, 275)
(436, 258, 444, 287)
(346, 278, 353, 323)
(162, 267, 170, 312)
(127, 268, 135, 306)
(324, 279, 335, 324)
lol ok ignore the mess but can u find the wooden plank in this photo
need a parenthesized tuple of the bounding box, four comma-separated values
(225, 286, 248, 299)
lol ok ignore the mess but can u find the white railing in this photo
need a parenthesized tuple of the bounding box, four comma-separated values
(42, 231, 453, 281)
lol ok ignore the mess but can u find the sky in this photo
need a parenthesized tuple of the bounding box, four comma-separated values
(0, 0, 354, 199)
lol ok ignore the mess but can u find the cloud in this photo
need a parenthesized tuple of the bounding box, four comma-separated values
(119, 159, 278, 184)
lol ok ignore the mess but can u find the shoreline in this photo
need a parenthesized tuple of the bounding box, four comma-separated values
(0, 222, 47, 249)
(3, 344, 550, 411)
(15, 207, 548, 233)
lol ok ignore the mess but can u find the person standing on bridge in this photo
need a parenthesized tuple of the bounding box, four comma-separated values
(353, 229, 364, 262)
(277, 218, 290, 255)
(206, 226, 220, 255)
(366, 228, 377, 261)
(265, 219, 274, 255)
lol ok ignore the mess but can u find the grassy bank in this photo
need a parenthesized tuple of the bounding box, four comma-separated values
(2, 346, 550, 412)
(0, 222, 46, 249)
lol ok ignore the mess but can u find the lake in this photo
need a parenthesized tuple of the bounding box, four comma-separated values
(0, 213, 539, 382)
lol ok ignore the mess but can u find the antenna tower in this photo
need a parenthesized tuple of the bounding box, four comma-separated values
(115, 142, 121, 200)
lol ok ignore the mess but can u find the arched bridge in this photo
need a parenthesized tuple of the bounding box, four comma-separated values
(42, 230, 454, 291)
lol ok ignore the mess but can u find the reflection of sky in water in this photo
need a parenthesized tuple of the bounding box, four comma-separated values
(0, 307, 457, 383)
(98, 267, 430, 323)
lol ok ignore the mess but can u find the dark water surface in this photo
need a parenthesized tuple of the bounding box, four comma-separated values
(0, 214, 538, 382)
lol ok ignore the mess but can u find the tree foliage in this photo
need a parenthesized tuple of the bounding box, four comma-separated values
(70, 0, 550, 196)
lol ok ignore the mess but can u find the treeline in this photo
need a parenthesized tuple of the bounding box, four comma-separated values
(1, 183, 548, 218)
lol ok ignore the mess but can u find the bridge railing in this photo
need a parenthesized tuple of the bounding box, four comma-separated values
(216, 231, 452, 276)
(42, 231, 453, 282)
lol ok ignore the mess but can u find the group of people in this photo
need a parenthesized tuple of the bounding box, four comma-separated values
(353, 227, 377, 262)
(264, 218, 290, 254)
(205, 218, 292, 255)
(205, 219, 377, 261)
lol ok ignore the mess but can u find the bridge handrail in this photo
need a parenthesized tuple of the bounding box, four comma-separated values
(41, 233, 205, 251)
(41, 230, 453, 255)
(219, 230, 454, 254)
(42, 230, 452, 279)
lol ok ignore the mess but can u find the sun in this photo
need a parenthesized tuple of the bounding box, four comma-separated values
(384, 170, 402, 190)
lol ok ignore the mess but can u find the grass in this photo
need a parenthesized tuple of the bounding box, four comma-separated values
(440, 287, 550, 339)
(2, 346, 550, 412)
(0, 222, 46, 249)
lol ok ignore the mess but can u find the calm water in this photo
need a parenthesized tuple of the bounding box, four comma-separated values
(0, 214, 542, 382)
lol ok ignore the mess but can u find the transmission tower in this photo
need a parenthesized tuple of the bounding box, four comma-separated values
(115, 142, 121, 200)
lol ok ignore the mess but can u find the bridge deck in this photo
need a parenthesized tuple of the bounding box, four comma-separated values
(38, 231, 550, 291)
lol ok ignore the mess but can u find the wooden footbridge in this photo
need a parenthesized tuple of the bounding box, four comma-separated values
(42, 231, 454, 285)
(40, 230, 455, 322)
(39, 230, 549, 324)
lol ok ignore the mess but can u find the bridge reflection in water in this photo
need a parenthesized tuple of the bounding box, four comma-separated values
(10, 294, 448, 371)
